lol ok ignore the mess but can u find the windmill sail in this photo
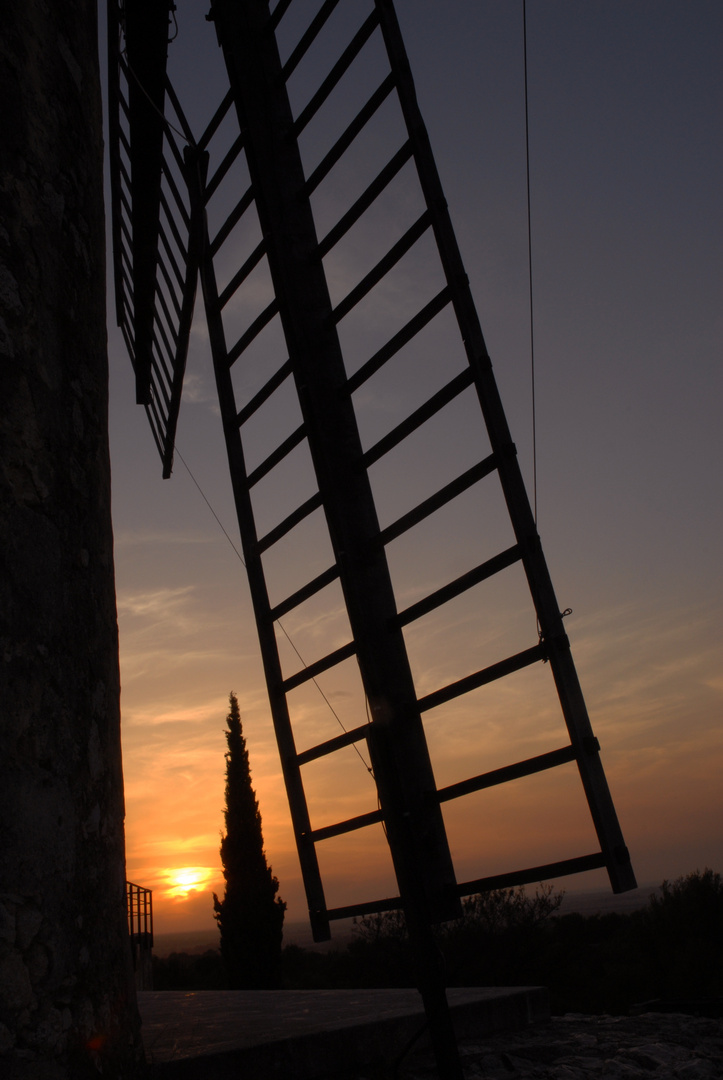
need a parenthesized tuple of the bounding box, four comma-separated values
(108, 0, 636, 947)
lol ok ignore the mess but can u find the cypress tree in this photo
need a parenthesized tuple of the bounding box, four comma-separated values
(213, 692, 286, 988)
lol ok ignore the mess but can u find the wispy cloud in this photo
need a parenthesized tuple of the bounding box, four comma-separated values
(115, 529, 216, 548)
(117, 585, 195, 620)
(180, 368, 217, 408)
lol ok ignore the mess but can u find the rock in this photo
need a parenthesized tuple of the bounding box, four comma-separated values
(0, 949, 34, 1011)
(392, 1012, 723, 1079)
(0, 1021, 15, 1053)
(0, 899, 16, 943)
(15, 905, 43, 951)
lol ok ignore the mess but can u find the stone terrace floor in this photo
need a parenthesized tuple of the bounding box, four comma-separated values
(394, 1012, 723, 1080)
(140, 990, 723, 1079)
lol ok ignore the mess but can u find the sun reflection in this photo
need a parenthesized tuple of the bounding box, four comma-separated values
(163, 866, 214, 899)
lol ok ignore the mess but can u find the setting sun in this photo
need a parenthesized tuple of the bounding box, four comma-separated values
(164, 867, 214, 900)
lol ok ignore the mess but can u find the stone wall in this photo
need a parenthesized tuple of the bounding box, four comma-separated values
(0, 1, 142, 1075)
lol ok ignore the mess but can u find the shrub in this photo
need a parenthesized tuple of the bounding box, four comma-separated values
(633, 868, 723, 999)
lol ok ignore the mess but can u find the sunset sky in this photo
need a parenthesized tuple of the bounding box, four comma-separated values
(102, 1, 722, 936)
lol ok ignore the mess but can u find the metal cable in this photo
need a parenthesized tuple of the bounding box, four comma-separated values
(523, 0, 538, 527)
(173, 447, 375, 777)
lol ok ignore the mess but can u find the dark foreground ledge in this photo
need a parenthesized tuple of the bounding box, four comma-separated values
(140, 986, 549, 1078)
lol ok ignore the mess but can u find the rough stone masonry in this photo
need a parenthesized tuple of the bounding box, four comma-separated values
(0, 1, 142, 1076)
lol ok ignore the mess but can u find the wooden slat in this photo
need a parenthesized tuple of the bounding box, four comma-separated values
(318, 138, 413, 256)
(378, 455, 498, 548)
(457, 854, 608, 898)
(296, 723, 370, 766)
(332, 211, 431, 323)
(246, 424, 307, 489)
(204, 131, 245, 202)
(236, 359, 293, 427)
(307, 807, 384, 843)
(418, 644, 547, 714)
(345, 286, 450, 395)
(282, 640, 357, 693)
(256, 492, 323, 554)
(197, 87, 234, 152)
(210, 184, 255, 257)
(270, 564, 340, 621)
(227, 299, 279, 365)
(437, 746, 578, 804)
(362, 368, 473, 468)
(326, 895, 402, 921)
(281, 0, 341, 80)
(292, 10, 380, 136)
(307, 74, 397, 198)
(395, 545, 522, 628)
(218, 239, 267, 310)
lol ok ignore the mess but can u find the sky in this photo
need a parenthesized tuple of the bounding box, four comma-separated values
(102, 1, 722, 936)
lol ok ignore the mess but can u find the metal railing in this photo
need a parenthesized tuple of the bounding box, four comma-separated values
(126, 881, 153, 946)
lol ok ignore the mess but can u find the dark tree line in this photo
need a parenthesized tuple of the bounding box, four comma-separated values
(156, 870, 723, 1017)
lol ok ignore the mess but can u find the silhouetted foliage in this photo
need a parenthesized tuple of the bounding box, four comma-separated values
(152, 949, 225, 990)
(343, 884, 565, 988)
(345, 907, 414, 987)
(213, 692, 286, 988)
(540, 910, 637, 1014)
(539, 869, 723, 1014)
(161, 870, 723, 1015)
(439, 883, 565, 987)
(631, 867, 723, 1000)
